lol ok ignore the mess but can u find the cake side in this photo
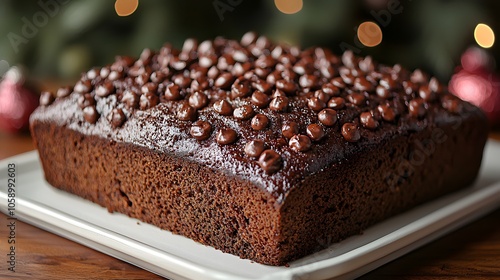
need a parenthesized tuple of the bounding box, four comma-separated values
(278, 107, 487, 263)
(31, 119, 284, 264)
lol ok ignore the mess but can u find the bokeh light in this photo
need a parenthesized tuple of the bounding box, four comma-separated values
(474, 23, 495, 48)
(274, 0, 303, 14)
(357, 21, 383, 47)
(115, 0, 139, 17)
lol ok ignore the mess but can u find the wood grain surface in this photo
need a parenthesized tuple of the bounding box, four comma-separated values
(1, 131, 499, 280)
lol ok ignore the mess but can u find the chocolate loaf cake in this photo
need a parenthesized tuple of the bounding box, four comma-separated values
(30, 32, 488, 265)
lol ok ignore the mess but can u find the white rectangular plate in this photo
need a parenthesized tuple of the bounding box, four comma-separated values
(1, 140, 500, 280)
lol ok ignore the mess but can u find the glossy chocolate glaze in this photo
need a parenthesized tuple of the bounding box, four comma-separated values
(31, 32, 484, 202)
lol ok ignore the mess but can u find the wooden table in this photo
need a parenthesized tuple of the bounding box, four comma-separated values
(1, 131, 499, 279)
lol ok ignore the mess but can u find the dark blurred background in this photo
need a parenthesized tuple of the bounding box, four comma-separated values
(1, 0, 500, 132)
(0, 0, 498, 80)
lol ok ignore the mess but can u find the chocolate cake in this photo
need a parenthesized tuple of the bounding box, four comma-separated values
(30, 32, 488, 265)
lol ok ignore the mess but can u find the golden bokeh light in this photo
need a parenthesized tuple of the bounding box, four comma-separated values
(357, 21, 383, 47)
(474, 23, 495, 48)
(274, 0, 303, 14)
(115, 0, 139, 17)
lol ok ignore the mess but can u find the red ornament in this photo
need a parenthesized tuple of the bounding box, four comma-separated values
(0, 67, 40, 133)
(449, 47, 500, 127)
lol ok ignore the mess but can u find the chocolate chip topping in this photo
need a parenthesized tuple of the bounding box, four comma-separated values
(408, 98, 426, 118)
(56, 86, 71, 98)
(164, 84, 182, 101)
(190, 120, 212, 140)
(216, 128, 237, 145)
(251, 114, 269, 130)
(213, 100, 233, 116)
(258, 150, 282, 174)
(289, 135, 312, 152)
(233, 105, 255, 120)
(341, 123, 361, 142)
(48, 33, 469, 174)
(40, 91, 55, 106)
(109, 108, 126, 128)
(177, 103, 197, 121)
(269, 96, 289, 112)
(244, 139, 265, 157)
(83, 106, 99, 124)
(282, 122, 299, 139)
(377, 104, 396, 122)
(251, 90, 270, 108)
(317, 109, 337, 127)
(77, 93, 96, 109)
(360, 111, 379, 129)
(189, 91, 209, 109)
(306, 124, 325, 141)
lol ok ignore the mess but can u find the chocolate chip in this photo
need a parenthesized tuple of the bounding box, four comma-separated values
(251, 90, 270, 108)
(354, 77, 374, 91)
(177, 103, 197, 121)
(100, 67, 110, 79)
(258, 150, 282, 174)
(314, 90, 331, 103)
(341, 50, 356, 68)
(403, 81, 418, 95)
(190, 120, 212, 140)
(411, 69, 428, 84)
(244, 140, 265, 157)
(251, 114, 269, 130)
(213, 100, 233, 116)
(231, 79, 251, 99)
(289, 135, 312, 152)
(408, 98, 426, 118)
(318, 108, 338, 126)
(282, 122, 299, 139)
(379, 76, 397, 90)
(95, 81, 115, 97)
(341, 123, 361, 142)
(40, 91, 55, 106)
(233, 105, 255, 120)
(173, 74, 191, 88)
(269, 96, 289, 112)
(217, 54, 235, 71)
(360, 111, 379, 129)
(83, 106, 99, 124)
(271, 89, 287, 99)
(429, 77, 442, 93)
(73, 80, 92, 96)
(377, 104, 396, 122)
(275, 79, 297, 94)
(442, 96, 462, 113)
(108, 70, 123, 81)
(255, 55, 276, 68)
(141, 82, 158, 94)
(306, 124, 325, 141)
(77, 93, 96, 108)
(109, 108, 126, 128)
(376, 85, 391, 99)
(57, 86, 72, 97)
(359, 56, 375, 72)
(86, 68, 99, 80)
(150, 71, 167, 83)
(121, 90, 139, 109)
(299, 74, 319, 89)
(140, 92, 159, 110)
(328, 97, 345, 109)
(418, 85, 436, 101)
(164, 84, 182, 101)
(347, 92, 366, 106)
(189, 91, 209, 110)
(233, 49, 249, 63)
(308, 97, 326, 112)
(241, 31, 258, 46)
(340, 71, 355, 85)
(190, 79, 209, 92)
(322, 84, 340, 97)
(215, 73, 235, 89)
(252, 79, 272, 93)
(331, 77, 346, 88)
(216, 128, 237, 145)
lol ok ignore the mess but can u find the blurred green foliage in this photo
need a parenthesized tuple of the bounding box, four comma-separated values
(0, 0, 498, 81)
